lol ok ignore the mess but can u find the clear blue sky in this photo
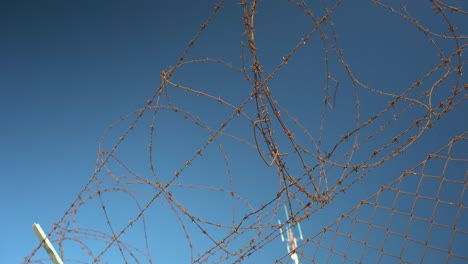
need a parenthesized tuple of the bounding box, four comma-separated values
(1, 1, 466, 263)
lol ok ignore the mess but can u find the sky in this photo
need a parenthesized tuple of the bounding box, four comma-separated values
(1, 0, 467, 263)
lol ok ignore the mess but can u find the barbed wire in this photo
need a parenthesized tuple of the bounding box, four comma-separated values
(301, 132, 468, 264)
(25, 0, 466, 263)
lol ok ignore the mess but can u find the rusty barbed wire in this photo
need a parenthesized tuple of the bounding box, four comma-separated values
(25, 0, 466, 263)
(298, 132, 468, 264)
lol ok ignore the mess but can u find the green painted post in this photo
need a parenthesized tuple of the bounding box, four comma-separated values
(32, 223, 63, 264)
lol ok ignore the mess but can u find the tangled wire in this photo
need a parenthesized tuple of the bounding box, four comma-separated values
(25, 0, 466, 263)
